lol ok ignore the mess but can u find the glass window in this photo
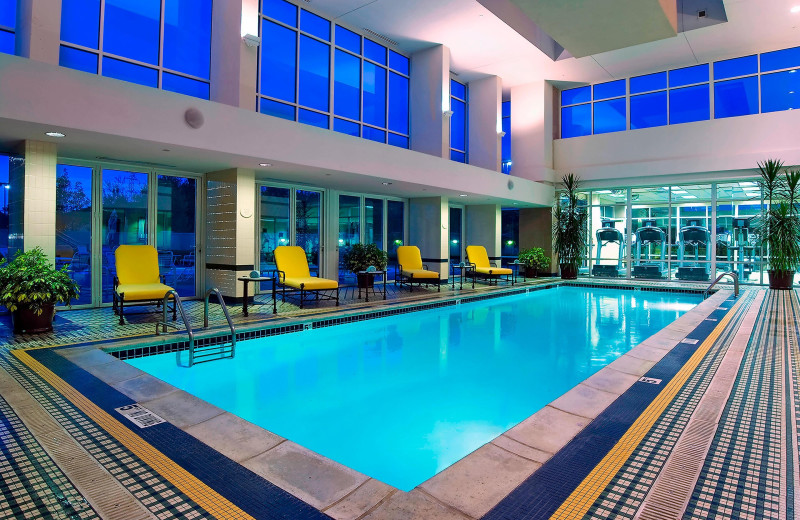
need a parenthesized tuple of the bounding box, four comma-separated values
(669, 84, 710, 124)
(260, 186, 290, 275)
(261, 20, 297, 103)
(103, 0, 161, 66)
(300, 9, 330, 41)
(156, 175, 197, 298)
(0, 156, 9, 263)
(163, 0, 212, 79)
(60, 0, 100, 49)
(365, 198, 383, 247)
(102, 57, 158, 88)
(296, 190, 321, 273)
(260, 98, 295, 121)
(593, 79, 625, 101)
(298, 108, 328, 129)
(0, 0, 16, 29)
(761, 70, 800, 113)
(450, 98, 466, 151)
(502, 100, 511, 174)
(561, 86, 590, 105)
(262, 0, 297, 27)
(450, 150, 466, 163)
(299, 35, 330, 112)
(56, 165, 94, 306)
(630, 91, 667, 129)
(714, 76, 758, 119)
(716, 182, 763, 285)
(449, 207, 463, 264)
(387, 200, 404, 279)
(388, 133, 408, 149)
(334, 118, 360, 136)
(339, 195, 360, 283)
(388, 72, 409, 135)
(760, 46, 800, 73)
(501, 209, 519, 260)
(669, 64, 709, 87)
(163, 73, 210, 99)
(389, 51, 409, 75)
(334, 50, 360, 120)
(60, 46, 99, 74)
(714, 55, 757, 80)
(335, 25, 360, 54)
(593, 98, 626, 134)
(364, 39, 386, 65)
(0, 30, 12, 55)
(451, 79, 467, 101)
(630, 71, 667, 94)
(561, 104, 591, 138)
(363, 62, 387, 127)
(363, 126, 386, 143)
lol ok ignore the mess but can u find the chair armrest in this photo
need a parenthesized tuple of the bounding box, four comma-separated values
(274, 269, 286, 283)
(160, 274, 166, 284)
(422, 264, 429, 270)
(491, 261, 498, 267)
(113, 276, 120, 289)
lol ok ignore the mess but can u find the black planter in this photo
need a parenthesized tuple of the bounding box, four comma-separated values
(12, 303, 55, 334)
(357, 273, 375, 289)
(523, 266, 539, 278)
(768, 269, 794, 290)
(560, 264, 578, 280)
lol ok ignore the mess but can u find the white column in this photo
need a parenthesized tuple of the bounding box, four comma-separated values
(510, 81, 555, 183)
(409, 196, 449, 280)
(9, 140, 57, 260)
(410, 45, 450, 159)
(16, 0, 62, 64)
(211, 0, 258, 109)
(468, 76, 502, 171)
(466, 205, 501, 259)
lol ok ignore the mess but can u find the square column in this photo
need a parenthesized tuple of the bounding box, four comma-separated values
(211, 0, 258, 109)
(205, 168, 256, 299)
(16, 0, 62, 64)
(520, 207, 555, 275)
(468, 76, 502, 171)
(410, 45, 451, 159)
(466, 205, 501, 259)
(409, 196, 449, 280)
(9, 140, 57, 260)
(510, 81, 555, 183)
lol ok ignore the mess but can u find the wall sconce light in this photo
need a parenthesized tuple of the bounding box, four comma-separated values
(243, 34, 261, 47)
(443, 110, 454, 118)
(498, 131, 506, 137)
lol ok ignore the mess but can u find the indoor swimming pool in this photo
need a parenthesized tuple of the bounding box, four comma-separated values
(126, 286, 700, 491)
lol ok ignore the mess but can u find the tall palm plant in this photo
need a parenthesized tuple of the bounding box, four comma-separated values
(552, 173, 588, 279)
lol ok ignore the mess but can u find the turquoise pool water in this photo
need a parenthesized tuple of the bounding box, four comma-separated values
(126, 287, 699, 491)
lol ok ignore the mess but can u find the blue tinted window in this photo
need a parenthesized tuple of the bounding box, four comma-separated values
(593, 98, 626, 134)
(0, 30, 13, 55)
(561, 104, 591, 138)
(561, 86, 590, 105)
(630, 91, 667, 129)
(388, 72, 408, 134)
(388, 133, 408, 149)
(334, 50, 360, 120)
(389, 51, 409, 75)
(501, 114, 511, 174)
(300, 10, 330, 41)
(261, 20, 296, 102)
(450, 150, 466, 163)
(669, 64, 709, 87)
(102, 57, 158, 87)
(761, 46, 800, 73)
(60, 0, 100, 49)
(364, 39, 386, 65)
(761, 70, 800, 113)
(714, 76, 758, 118)
(502, 100, 511, 117)
(593, 79, 625, 100)
(262, 0, 297, 27)
(669, 84, 710, 124)
(714, 55, 757, 80)
(335, 25, 360, 54)
(103, 0, 161, 65)
(363, 126, 385, 143)
(162, 72, 210, 99)
(363, 62, 386, 127)
(450, 98, 466, 151)
(630, 71, 666, 94)
(60, 46, 98, 73)
(451, 79, 466, 100)
(260, 98, 295, 121)
(163, 0, 211, 79)
(334, 118, 360, 137)
(299, 36, 329, 111)
(0, 0, 15, 28)
(299, 109, 329, 129)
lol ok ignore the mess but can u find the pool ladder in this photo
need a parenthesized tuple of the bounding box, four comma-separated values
(156, 288, 237, 367)
(704, 272, 739, 300)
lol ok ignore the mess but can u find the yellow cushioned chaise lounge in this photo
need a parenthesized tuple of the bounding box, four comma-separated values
(113, 245, 176, 325)
(465, 245, 515, 286)
(395, 246, 441, 292)
(274, 246, 339, 308)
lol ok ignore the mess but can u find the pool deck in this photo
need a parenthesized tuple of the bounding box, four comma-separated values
(0, 278, 797, 519)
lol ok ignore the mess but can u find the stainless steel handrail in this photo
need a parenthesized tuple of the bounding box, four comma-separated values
(704, 272, 739, 300)
(204, 287, 237, 359)
(155, 290, 195, 366)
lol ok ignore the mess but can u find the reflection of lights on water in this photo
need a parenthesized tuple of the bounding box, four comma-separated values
(643, 302, 698, 312)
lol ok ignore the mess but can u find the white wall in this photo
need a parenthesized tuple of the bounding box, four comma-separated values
(468, 76, 502, 171)
(410, 45, 450, 160)
(510, 81, 555, 183)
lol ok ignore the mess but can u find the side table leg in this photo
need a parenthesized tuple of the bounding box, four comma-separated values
(383, 275, 386, 300)
(272, 280, 277, 314)
(242, 280, 249, 317)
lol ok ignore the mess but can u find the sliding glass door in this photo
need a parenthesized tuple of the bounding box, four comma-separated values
(56, 164, 93, 306)
(156, 175, 198, 297)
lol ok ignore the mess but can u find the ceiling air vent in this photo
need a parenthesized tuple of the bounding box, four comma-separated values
(362, 27, 399, 47)
(96, 157, 177, 168)
(697, 9, 707, 18)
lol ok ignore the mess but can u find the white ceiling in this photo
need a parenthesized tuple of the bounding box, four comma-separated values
(307, 0, 800, 91)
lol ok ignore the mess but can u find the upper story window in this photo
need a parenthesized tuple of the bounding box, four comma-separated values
(58, 0, 213, 100)
(0, 0, 16, 55)
(450, 79, 468, 163)
(258, 0, 410, 149)
(501, 100, 511, 174)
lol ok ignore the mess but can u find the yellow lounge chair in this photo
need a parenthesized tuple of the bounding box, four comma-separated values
(274, 246, 339, 308)
(395, 246, 441, 292)
(113, 245, 176, 325)
(465, 245, 515, 285)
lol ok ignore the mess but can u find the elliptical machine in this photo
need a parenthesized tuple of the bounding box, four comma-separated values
(591, 220, 625, 277)
(632, 219, 666, 278)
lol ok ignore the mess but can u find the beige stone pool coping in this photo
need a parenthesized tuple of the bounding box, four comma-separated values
(56, 286, 734, 520)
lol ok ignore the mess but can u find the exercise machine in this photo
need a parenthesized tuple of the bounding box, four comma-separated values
(676, 219, 711, 281)
(730, 217, 754, 280)
(591, 220, 624, 277)
(632, 219, 666, 278)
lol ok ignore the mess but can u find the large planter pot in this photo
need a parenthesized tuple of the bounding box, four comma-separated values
(356, 273, 375, 289)
(560, 264, 578, 280)
(768, 269, 794, 290)
(12, 303, 55, 334)
(523, 266, 539, 278)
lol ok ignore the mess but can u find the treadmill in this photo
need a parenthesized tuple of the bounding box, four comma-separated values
(591, 220, 625, 277)
(632, 219, 666, 279)
(676, 218, 711, 281)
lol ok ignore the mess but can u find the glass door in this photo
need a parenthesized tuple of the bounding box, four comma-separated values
(156, 175, 198, 297)
(339, 195, 360, 283)
(449, 206, 463, 265)
(386, 200, 404, 279)
(296, 190, 321, 275)
(259, 186, 291, 276)
(56, 164, 94, 306)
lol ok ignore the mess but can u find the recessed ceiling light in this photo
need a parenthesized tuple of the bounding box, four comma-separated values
(382, 182, 392, 185)
(673, 190, 688, 194)
(45, 131, 65, 138)
(459, 194, 468, 197)
(259, 163, 272, 167)
(791, 5, 800, 13)
(682, 195, 697, 199)
(738, 181, 757, 186)
(595, 190, 612, 194)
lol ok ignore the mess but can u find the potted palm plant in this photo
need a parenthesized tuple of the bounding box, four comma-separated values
(0, 247, 80, 333)
(553, 173, 588, 279)
(518, 247, 549, 277)
(342, 243, 388, 288)
(753, 158, 800, 289)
